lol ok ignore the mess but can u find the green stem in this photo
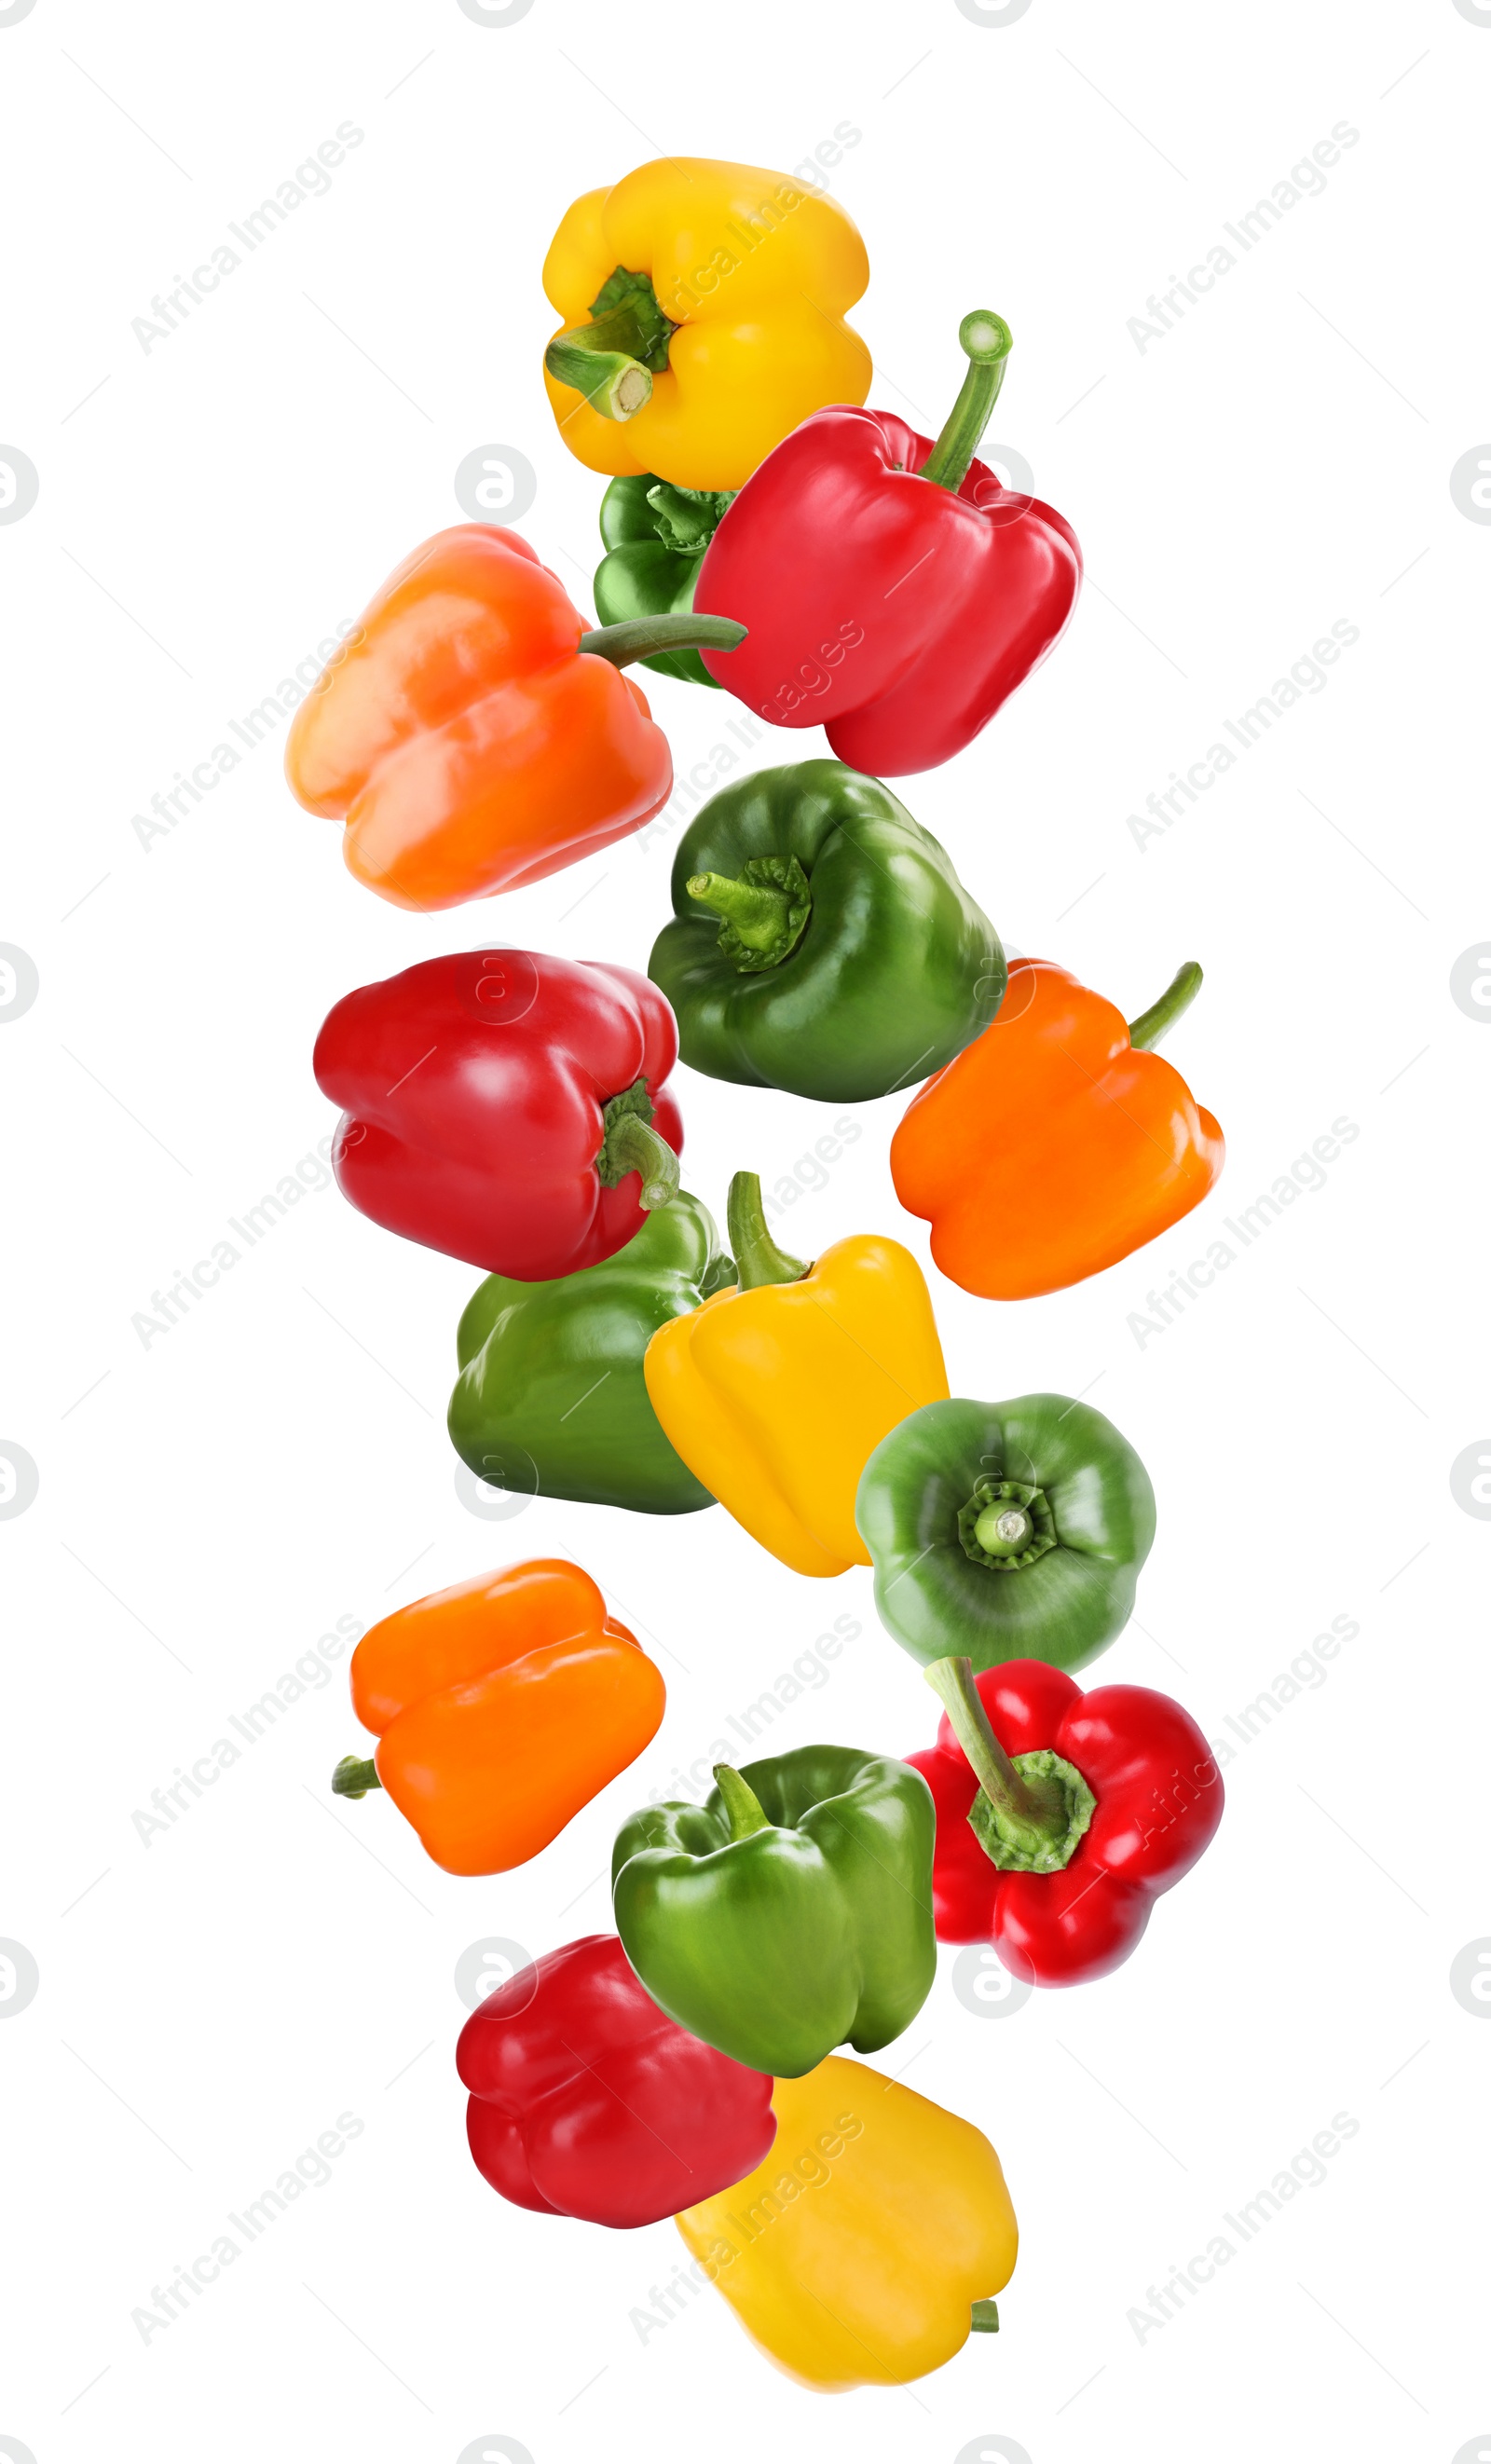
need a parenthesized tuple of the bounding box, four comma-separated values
(647, 482, 733, 554)
(692, 869, 797, 956)
(918, 311, 1014, 493)
(924, 1658, 1070, 1849)
(726, 1171, 810, 1291)
(545, 271, 675, 420)
(970, 2300, 1001, 2334)
(1128, 961, 1203, 1051)
(579, 615, 746, 668)
(600, 1110, 680, 1211)
(714, 1763, 773, 1841)
(332, 1755, 380, 1800)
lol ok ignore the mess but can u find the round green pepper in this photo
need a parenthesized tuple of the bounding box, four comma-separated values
(447, 1192, 732, 1514)
(649, 760, 1005, 1102)
(855, 1394, 1156, 1673)
(593, 475, 736, 687)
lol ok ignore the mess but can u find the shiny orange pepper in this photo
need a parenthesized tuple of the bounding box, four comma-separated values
(332, 1559, 664, 1876)
(284, 525, 742, 911)
(891, 957, 1224, 1298)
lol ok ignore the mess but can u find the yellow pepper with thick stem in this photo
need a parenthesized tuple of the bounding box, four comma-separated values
(676, 2054, 1018, 2392)
(642, 1172, 949, 1577)
(541, 157, 872, 492)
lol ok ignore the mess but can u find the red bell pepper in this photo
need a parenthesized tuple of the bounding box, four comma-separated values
(457, 1933, 775, 2227)
(694, 311, 1081, 775)
(313, 950, 684, 1278)
(910, 1657, 1222, 1985)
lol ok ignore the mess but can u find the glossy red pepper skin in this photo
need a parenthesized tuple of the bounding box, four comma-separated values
(908, 1661, 1223, 1985)
(457, 1934, 776, 2228)
(694, 413, 1080, 774)
(313, 950, 683, 1279)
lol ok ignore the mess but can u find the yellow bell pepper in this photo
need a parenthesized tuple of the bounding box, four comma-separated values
(541, 157, 872, 491)
(643, 1175, 949, 1578)
(677, 2054, 1018, 2392)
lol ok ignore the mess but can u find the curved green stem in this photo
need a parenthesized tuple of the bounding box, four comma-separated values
(598, 1109, 680, 1211)
(726, 1171, 810, 1291)
(332, 1755, 380, 1800)
(579, 614, 746, 668)
(545, 268, 675, 420)
(925, 1659, 1098, 1877)
(970, 2299, 1001, 2334)
(918, 311, 1014, 494)
(714, 1764, 773, 1841)
(687, 855, 811, 971)
(689, 873, 788, 948)
(1129, 960, 1203, 1051)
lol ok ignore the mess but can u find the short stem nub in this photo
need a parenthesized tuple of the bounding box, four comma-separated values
(714, 1763, 773, 1841)
(1129, 961, 1203, 1051)
(726, 1171, 811, 1291)
(918, 311, 1014, 494)
(579, 615, 746, 669)
(970, 2299, 1001, 2334)
(333, 1755, 380, 1800)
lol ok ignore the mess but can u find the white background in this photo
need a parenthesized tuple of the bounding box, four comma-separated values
(3, 1, 1488, 2457)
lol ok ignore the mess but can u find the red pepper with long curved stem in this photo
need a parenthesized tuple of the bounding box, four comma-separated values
(694, 311, 1081, 774)
(909, 1656, 1223, 1985)
(313, 949, 685, 1278)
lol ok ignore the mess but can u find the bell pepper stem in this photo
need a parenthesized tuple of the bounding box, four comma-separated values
(646, 481, 732, 554)
(579, 615, 746, 668)
(1128, 960, 1203, 1051)
(713, 1763, 773, 1841)
(544, 276, 675, 421)
(332, 1755, 380, 1800)
(970, 2300, 1001, 2334)
(918, 311, 1014, 494)
(688, 871, 792, 951)
(602, 1111, 681, 1212)
(726, 1170, 811, 1291)
(924, 1657, 1070, 1848)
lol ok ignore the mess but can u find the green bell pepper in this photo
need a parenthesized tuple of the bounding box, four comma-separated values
(447, 1192, 732, 1515)
(648, 760, 1005, 1102)
(593, 475, 736, 687)
(610, 1746, 937, 2077)
(855, 1394, 1157, 1674)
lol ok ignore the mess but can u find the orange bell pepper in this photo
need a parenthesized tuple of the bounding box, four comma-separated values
(284, 525, 743, 910)
(891, 957, 1224, 1298)
(331, 1558, 664, 1876)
